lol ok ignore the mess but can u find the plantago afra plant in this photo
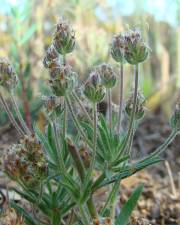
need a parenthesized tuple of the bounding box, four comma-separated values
(0, 18, 179, 225)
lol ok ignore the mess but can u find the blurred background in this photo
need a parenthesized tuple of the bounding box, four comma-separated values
(0, 0, 180, 126)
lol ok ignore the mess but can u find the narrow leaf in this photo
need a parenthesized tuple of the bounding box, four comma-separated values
(115, 184, 144, 225)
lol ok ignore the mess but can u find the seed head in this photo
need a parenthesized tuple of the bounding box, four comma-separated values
(125, 91, 145, 120)
(0, 207, 24, 225)
(42, 95, 59, 111)
(42, 95, 63, 117)
(49, 65, 77, 96)
(84, 70, 106, 103)
(53, 18, 75, 55)
(0, 57, 18, 90)
(2, 135, 48, 188)
(124, 28, 149, 65)
(98, 63, 116, 89)
(43, 45, 59, 69)
(111, 34, 125, 63)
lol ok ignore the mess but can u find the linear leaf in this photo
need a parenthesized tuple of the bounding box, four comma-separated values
(115, 184, 143, 225)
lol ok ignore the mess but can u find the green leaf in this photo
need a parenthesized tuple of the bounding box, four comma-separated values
(80, 180, 92, 203)
(34, 124, 57, 163)
(11, 187, 36, 204)
(19, 24, 37, 45)
(115, 184, 143, 225)
(60, 175, 80, 202)
(93, 156, 162, 190)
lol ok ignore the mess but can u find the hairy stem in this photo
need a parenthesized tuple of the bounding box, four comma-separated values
(10, 93, 31, 135)
(66, 96, 93, 148)
(100, 180, 119, 216)
(88, 103, 97, 178)
(63, 54, 66, 65)
(0, 92, 24, 136)
(63, 99, 67, 140)
(126, 120, 138, 155)
(53, 120, 66, 173)
(71, 92, 93, 124)
(107, 88, 112, 132)
(115, 64, 139, 161)
(117, 63, 124, 134)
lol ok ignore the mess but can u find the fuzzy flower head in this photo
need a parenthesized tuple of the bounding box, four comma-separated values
(0, 207, 24, 225)
(171, 102, 180, 131)
(2, 135, 48, 188)
(43, 45, 62, 79)
(84, 70, 106, 103)
(53, 17, 75, 55)
(98, 63, 116, 89)
(42, 95, 63, 117)
(124, 28, 149, 65)
(49, 65, 77, 96)
(0, 57, 18, 90)
(111, 34, 125, 63)
(125, 91, 146, 120)
(43, 45, 59, 69)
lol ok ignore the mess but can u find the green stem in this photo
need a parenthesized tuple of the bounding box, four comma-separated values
(67, 140, 98, 219)
(100, 180, 119, 216)
(126, 120, 138, 156)
(107, 88, 112, 132)
(71, 92, 93, 124)
(110, 181, 120, 222)
(0, 92, 24, 136)
(66, 96, 93, 148)
(79, 205, 90, 225)
(53, 120, 66, 173)
(63, 54, 66, 65)
(88, 103, 97, 178)
(10, 93, 31, 135)
(115, 64, 139, 161)
(117, 63, 124, 134)
(87, 196, 98, 220)
(63, 99, 67, 140)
